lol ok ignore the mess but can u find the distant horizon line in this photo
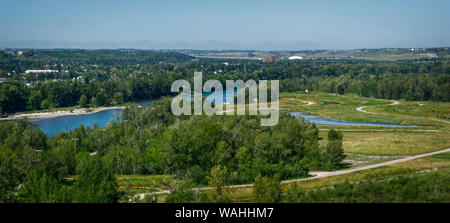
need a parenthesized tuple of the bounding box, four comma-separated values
(1, 40, 448, 52)
(1, 46, 449, 52)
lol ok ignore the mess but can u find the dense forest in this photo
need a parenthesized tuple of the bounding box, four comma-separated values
(0, 72, 181, 113)
(0, 98, 346, 202)
(0, 49, 193, 72)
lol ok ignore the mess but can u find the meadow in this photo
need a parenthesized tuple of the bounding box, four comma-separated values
(280, 92, 449, 129)
(279, 92, 450, 155)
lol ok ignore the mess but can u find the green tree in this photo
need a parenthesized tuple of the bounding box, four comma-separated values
(95, 91, 108, 106)
(0, 147, 20, 202)
(213, 141, 233, 167)
(252, 174, 281, 203)
(319, 129, 345, 170)
(72, 153, 118, 203)
(165, 179, 198, 203)
(206, 165, 231, 202)
(0, 81, 27, 113)
(19, 169, 70, 202)
(27, 90, 43, 110)
(78, 94, 88, 108)
(40, 99, 51, 109)
(328, 129, 343, 141)
(113, 92, 124, 105)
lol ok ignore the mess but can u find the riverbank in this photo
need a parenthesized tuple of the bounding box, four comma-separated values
(0, 106, 126, 121)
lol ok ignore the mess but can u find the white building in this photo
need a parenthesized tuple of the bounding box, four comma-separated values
(288, 56, 303, 60)
(25, 70, 58, 74)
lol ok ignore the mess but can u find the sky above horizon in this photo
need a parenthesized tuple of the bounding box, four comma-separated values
(1, 0, 449, 50)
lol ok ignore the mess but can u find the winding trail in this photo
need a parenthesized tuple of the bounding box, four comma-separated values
(303, 100, 314, 106)
(355, 100, 450, 124)
(133, 148, 450, 200)
(284, 98, 314, 106)
(356, 100, 399, 114)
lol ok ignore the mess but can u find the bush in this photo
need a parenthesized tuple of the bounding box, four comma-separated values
(283, 171, 450, 203)
(165, 179, 198, 203)
(319, 129, 345, 170)
(252, 174, 281, 203)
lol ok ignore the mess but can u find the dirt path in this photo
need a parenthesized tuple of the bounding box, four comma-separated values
(356, 100, 399, 114)
(134, 147, 450, 200)
(283, 98, 314, 106)
(284, 147, 449, 183)
(429, 117, 450, 124)
(355, 101, 450, 124)
(303, 100, 314, 106)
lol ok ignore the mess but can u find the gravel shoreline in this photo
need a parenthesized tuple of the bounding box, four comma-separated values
(0, 106, 126, 121)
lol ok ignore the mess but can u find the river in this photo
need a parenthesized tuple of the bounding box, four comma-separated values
(32, 92, 418, 136)
(32, 89, 238, 136)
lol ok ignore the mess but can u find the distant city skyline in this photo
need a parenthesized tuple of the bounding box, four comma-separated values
(1, 0, 449, 50)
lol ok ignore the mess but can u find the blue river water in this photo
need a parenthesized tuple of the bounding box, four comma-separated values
(32, 101, 152, 136)
(32, 108, 124, 136)
(32, 88, 240, 136)
(32, 88, 241, 136)
(289, 112, 419, 128)
(186, 88, 241, 105)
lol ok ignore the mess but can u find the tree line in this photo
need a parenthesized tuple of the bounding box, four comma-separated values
(0, 72, 183, 113)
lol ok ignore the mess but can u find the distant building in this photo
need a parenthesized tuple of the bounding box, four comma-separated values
(0, 78, 5, 83)
(262, 55, 280, 62)
(25, 70, 58, 74)
(288, 56, 303, 60)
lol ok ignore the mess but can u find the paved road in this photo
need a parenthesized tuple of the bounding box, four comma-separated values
(134, 147, 450, 200)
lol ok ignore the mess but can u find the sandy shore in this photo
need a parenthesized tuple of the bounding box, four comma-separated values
(1, 106, 126, 121)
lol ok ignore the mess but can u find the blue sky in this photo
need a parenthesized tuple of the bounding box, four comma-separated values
(1, 0, 449, 50)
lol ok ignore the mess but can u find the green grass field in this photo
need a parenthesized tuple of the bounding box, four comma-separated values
(282, 91, 450, 156)
(280, 92, 449, 129)
(366, 100, 450, 121)
(342, 131, 449, 155)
